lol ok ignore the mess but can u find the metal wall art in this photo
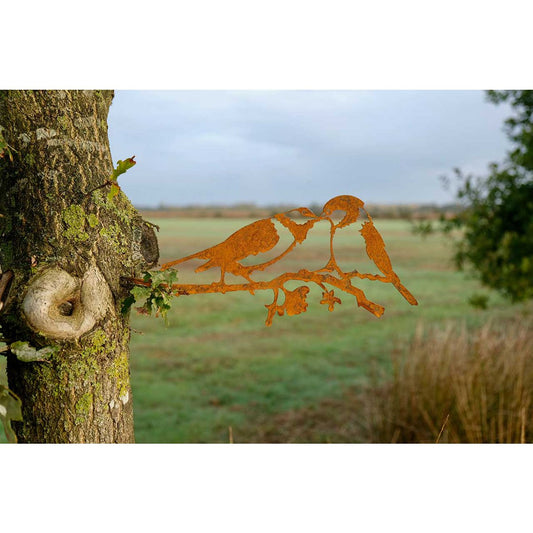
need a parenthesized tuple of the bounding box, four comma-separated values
(136, 195, 418, 326)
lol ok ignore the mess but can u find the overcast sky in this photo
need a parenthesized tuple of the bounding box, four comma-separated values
(107, 91, 511, 208)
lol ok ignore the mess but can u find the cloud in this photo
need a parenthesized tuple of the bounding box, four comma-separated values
(107, 90, 511, 207)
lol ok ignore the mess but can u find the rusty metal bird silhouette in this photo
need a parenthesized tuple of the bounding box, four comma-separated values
(317, 195, 417, 306)
(357, 216, 418, 305)
(131, 195, 418, 326)
(161, 213, 320, 283)
(321, 195, 365, 228)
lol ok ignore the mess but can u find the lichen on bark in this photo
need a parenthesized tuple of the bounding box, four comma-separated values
(0, 90, 159, 443)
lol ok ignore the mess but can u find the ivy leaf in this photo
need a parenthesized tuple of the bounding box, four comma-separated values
(166, 270, 178, 286)
(0, 384, 22, 443)
(121, 293, 136, 315)
(131, 285, 151, 301)
(124, 270, 178, 324)
(121, 285, 151, 315)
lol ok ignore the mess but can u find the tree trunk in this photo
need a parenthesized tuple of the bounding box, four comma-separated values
(0, 90, 158, 443)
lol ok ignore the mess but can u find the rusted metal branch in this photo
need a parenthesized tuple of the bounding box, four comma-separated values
(126, 195, 418, 326)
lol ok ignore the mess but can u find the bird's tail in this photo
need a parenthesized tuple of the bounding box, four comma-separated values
(161, 250, 207, 271)
(392, 279, 418, 306)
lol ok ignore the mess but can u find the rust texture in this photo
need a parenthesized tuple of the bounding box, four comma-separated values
(154, 195, 417, 325)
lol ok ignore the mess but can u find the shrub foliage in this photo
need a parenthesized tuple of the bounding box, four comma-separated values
(447, 90, 533, 302)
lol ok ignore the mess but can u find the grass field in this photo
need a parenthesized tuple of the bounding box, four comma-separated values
(128, 216, 530, 442)
(1, 216, 530, 443)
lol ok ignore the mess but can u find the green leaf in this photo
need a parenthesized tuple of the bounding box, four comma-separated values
(10, 341, 57, 363)
(121, 293, 136, 315)
(166, 270, 178, 286)
(110, 156, 136, 182)
(149, 271, 168, 287)
(440, 91, 533, 302)
(107, 183, 121, 201)
(104, 156, 136, 202)
(121, 285, 151, 315)
(131, 285, 151, 301)
(125, 270, 178, 325)
(0, 384, 22, 443)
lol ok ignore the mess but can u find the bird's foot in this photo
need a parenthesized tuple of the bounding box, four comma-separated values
(211, 280, 227, 293)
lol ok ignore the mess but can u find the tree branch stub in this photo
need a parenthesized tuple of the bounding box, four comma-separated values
(21, 265, 114, 341)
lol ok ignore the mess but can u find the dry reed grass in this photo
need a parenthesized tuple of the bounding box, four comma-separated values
(360, 315, 533, 443)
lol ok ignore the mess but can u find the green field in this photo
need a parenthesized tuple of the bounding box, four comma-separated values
(1, 217, 529, 443)
(128, 217, 529, 442)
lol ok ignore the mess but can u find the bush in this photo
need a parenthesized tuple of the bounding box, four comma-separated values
(359, 316, 533, 443)
(446, 91, 533, 302)
(467, 293, 489, 310)
(449, 169, 533, 302)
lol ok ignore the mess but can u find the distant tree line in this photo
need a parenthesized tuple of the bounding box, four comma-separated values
(139, 202, 461, 221)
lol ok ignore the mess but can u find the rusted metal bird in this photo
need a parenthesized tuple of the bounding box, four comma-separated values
(359, 218, 418, 305)
(160, 212, 319, 283)
(321, 195, 365, 228)
(317, 194, 418, 306)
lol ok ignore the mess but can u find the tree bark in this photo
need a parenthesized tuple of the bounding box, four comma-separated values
(0, 90, 158, 443)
